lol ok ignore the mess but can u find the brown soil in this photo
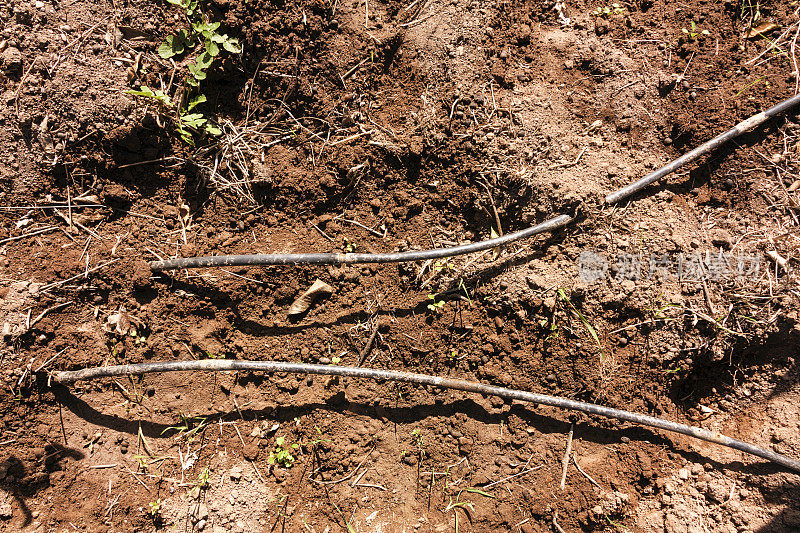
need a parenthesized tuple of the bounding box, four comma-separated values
(1, 0, 800, 531)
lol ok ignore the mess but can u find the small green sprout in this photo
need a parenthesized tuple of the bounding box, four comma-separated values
(427, 294, 446, 313)
(188, 467, 211, 498)
(268, 436, 299, 467)
(148, 498, 162, 517)
(161, 411, 208, 442)
(309, 426, 331, 448)
(433, 259, 453, 273)
(556, 288, 603, 358)
(342, 237, 357, 253)
(593, 3, 625, 17)
(682, 21, 710, 40)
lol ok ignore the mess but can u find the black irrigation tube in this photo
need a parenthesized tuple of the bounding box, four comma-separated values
(52, 360, 800, 473)
(110, 96, 800, 472)
(150, 94, 800, 272)
(606, 92, 800, 204)
(149, 214, 572, 271)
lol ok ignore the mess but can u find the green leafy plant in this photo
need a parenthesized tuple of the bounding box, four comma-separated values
(158, 0, 241, 86)
(682, 20, 709, 40)
(126, 88, 221, 144)
(268, 436, 299, 467)
(127, 0, 239, 144)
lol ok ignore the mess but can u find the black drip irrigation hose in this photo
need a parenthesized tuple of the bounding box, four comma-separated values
(149, 93, 800, 272)
(606, 92, 800, 204)
(149, 214, 572, 271)
(52, 360, 800, 474)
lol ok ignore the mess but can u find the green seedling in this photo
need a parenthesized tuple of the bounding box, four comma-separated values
(268, 436, 299, 467)
(309, 426, 331, 448)
(433, 259, 453, 274)
(427, 294, 446, 313)
(733, 75, 768, 99)
(148, 498, 162, 517)
(127, 86, 172, 107)
(682, 21, 709, 41)
(331, 500, 357, 533)
(445, 495, 475, 533)
(188, 466, 211, 498)
(556, 288, 604, 358)
(202, 349, 223, 359)
(739, 0, 761, 23)
(411, 429, 424, 454)
(593, 3, 625, 17)
(342, 237, 357, 253)
(161, 411, 209, 441)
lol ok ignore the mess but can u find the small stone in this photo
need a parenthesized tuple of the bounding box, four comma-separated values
(706, 479, 729, 503)
(657, 71, 676, 96)
(194, 503, 209, 521)
(0, 494, 11, 519)
(1, 47, 23, 75)
(402, 453, 417, 466)
(229, 465, 243, 481)
(620, 280, 635, 293)
(678, 468, 690, 481)
(516, 24, 531, 45)
(709, 229, 732, 249)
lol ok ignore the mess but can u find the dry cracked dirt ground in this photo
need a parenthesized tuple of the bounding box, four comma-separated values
(1, 0, 800, 531)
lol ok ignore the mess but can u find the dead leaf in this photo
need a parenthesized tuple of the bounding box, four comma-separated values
(179, 201, 191, 227)
(103, 306, 142, 336)
(747, 21, 779, 39)
(74, 193, 101, 204)
(15, 217, 33, 229)
(74, 212, 107, 225)
(288, 279, 334, 315)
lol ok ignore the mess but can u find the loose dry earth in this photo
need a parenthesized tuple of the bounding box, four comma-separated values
(1, 0, 800, 531)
